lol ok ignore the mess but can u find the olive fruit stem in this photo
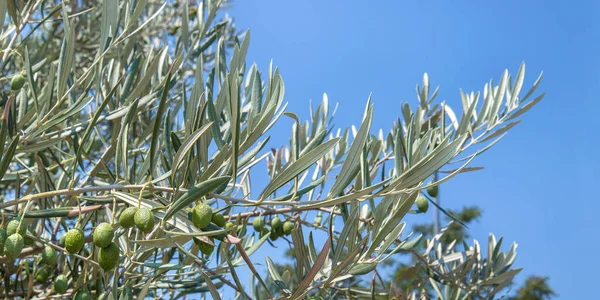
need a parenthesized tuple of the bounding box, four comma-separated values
(137, 181, 152, 208)
(74, 195, 82, 228)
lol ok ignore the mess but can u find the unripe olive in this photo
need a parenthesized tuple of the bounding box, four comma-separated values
(134, 208, 155, 233)
(41, 245, 58, 265)
(253, 217, 265, 231)
(54, 274, 69, 294)
(10, 74, 26, 90)
(195, 237, 215, 255)
(36, 268, 49, 283)
(225, 222, 235, 230)
(98, 242, 120, 271)
(212, 213, 226, 227)
(269, 229, 279, 241)
(74, 289, 92, 300)
(64, 229, 85, 254)
(192, 203, 212, 229)
(282, 221, 294, 235)
(119, 207, 138, 228)
(93, 222, 114, 248)
(7, 219, 26, 236)
(140, 189, 153, 198)
(427, 186, 438, 198)
(416, 196, 429, 213)
(4, 233, 24, 260)
(271, 216, 281, 230)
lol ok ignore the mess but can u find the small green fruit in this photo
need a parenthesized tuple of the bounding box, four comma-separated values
(271, 216, 281, 230)
(195, 237, 215, 255)
(4, 233, 24, 260)
(59, 235, 66, 247)
(10, 74, 26, 90)
(98, 242, 120, 271)
(269, 229, 279, 241)
(225, 222, 235, 230)
(74, 289, 92, 300)
(212, 213, 226, 227)
(36, 268, 49, 283)
(53, 274, 69, 294)
(192, 203, 213, 229)
(64, 229, 85, 254)
(253, 217, 265, 231)
(0, 229, 7, 255)
(7, 219, 26, 236)
(416, 196, 429, 213)
(119, 207, 138, 228)
(41, 245, 58, 265)
(93, 222, 114, 248)
(134, 208, 155, 232)
(427, 186, 438, 198)
(282, 221, 293, 235)
(140, 189, 154, 199)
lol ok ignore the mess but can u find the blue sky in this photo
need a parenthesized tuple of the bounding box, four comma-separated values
(229, 1, 599, 298)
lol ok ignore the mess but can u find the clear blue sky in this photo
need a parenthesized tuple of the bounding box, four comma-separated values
(229, 1, 599, 298)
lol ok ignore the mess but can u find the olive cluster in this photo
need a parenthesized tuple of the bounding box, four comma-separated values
(190, 203, 227, 255)
(93, 223, 119, 271)
(1, 218, 27, 260)
(45, 206, 155, 297)
(253, 215, 294, 241)
(0, 217, 72, 295)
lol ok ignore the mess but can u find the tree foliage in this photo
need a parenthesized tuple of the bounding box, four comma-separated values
(0, 0, 546, 299)
(510, 276, 556, 300)
(390, 205, 554, 299)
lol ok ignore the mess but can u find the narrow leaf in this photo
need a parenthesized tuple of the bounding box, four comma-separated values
(328, 101, 373, 198)
(150, 53, 182, 177)
(259, 138, 339, 201)
(0, 135, 19, 181)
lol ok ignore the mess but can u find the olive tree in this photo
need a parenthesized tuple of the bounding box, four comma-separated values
(0, 0, 544, 299)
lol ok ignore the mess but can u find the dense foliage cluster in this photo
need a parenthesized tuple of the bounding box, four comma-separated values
(0, 0, 546, 299)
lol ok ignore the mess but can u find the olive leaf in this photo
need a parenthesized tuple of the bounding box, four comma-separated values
(259, 138, 339, 201)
